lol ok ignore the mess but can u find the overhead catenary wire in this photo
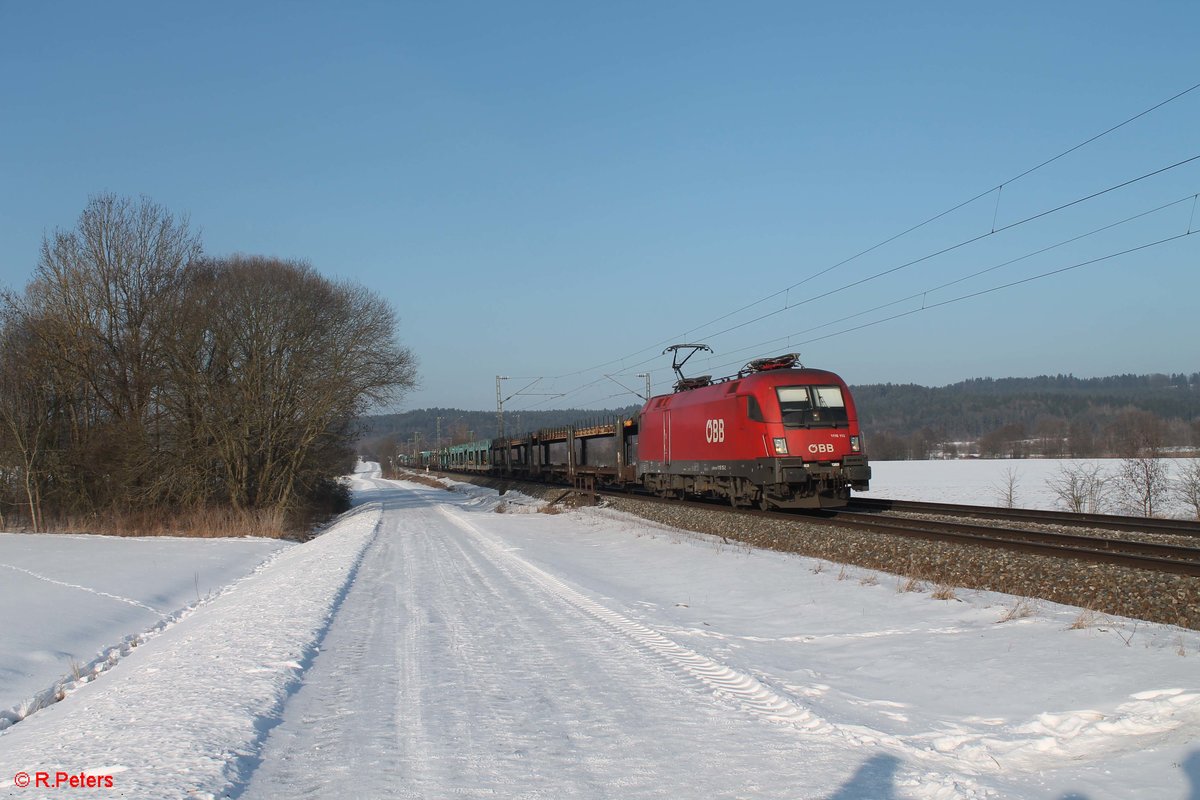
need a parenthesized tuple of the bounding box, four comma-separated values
(518, 80, 1200, 385)
(682, 191, 1200, 374)
(541, 227, 1196, 410)
(652, 154, 1200, 348)
(496, 83, 1200, 415)
(507, 171, 1200, 411)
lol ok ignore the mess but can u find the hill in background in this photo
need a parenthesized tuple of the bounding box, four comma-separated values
(360, 373, 1200, 462)
(854, 373, 1200, 459)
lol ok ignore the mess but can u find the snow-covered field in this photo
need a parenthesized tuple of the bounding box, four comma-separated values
(864, 457, 1198, 518)
(0, 533, 291, 728)
(1, 461, 1197, 799)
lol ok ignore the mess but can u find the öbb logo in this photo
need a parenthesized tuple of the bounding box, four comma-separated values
(808, 443, 835, 454)
(705, 419, 725, 443)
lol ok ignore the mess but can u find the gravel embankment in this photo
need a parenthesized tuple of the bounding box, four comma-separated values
(416, 472, 1200, 630)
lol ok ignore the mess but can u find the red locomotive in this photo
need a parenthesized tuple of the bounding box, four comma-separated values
(637, 347, 870, 508)
(427, 347, 870, 509)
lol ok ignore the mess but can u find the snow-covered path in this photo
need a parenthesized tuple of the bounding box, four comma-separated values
(242, 478, 863, 799)
(238, 476, 1200, 799)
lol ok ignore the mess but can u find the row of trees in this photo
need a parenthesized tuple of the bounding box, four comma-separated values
(868, 410, 1198, 462)
(1001, 458, 1200, 519)
(0, 194, 417, 533)
(854, 375, 1200, 451)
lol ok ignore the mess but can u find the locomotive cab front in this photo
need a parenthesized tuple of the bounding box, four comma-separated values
(739, 368, 872, 507)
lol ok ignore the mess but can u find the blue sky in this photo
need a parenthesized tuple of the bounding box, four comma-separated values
(2, 2, 1197, 411)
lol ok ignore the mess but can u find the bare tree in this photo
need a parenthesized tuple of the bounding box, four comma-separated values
(1116, 456, 1169, 517)
(1107, 410, 1164, 459)
(0, 311, 59, 530)
(14, 193, 201, 512)
(1034, 415, 1065, 458)
(2, 196, 418, 531)
(1174, 459, 1200, 520)
(1046, 461, 1109, 513)
(164, 256, 417, 512)
(1107, 409, 1169, 517)
(993, 466, 1021, 508)
(1067, 419, 1097, 458)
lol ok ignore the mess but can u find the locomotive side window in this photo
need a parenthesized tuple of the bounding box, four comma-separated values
(746, 395, 765, 422)
(776, 386, 849, 428)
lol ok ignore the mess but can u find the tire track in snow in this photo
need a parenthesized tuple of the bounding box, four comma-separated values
(439, 499, 1200, 798)
(437, 505, 1003, 800)
(438, 506, 834, 733)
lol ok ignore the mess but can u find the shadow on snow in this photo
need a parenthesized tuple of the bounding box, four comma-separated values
(827, 748, 1200, 799)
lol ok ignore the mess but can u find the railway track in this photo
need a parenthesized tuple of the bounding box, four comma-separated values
(421, 471, 1200, 578)
(588, 487, 1200, 578)
(814, 507, 1200, 577)
(847, 497, 1200, 538)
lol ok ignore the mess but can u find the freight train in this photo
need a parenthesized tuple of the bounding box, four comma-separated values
(421, 350, 870, 509)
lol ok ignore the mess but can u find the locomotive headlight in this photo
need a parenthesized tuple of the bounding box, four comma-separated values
(850, 435, 861, 452)
(773, 437, 788, 455)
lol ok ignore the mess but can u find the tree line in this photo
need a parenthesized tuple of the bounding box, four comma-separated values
(854, 376, 1200, 461)
(0, 194, 417, 535)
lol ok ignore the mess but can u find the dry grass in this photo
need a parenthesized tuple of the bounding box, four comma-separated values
(931, 584, 958, 601)
(837, 565, 849, 581)
(538, 504, 563, 515)
(494, 502, 508, 514)
(41, 506, 291, 539)
(998, 597, 1037, 623)
(898, 577, 925, 593)
(859, 575, 879, 587)
(1068, 608, 1103, 630)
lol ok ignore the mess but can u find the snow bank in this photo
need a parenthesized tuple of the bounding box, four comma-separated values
(0, 503, 381, 799)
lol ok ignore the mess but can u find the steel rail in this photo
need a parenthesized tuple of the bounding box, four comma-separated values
(817, 510, 1200, 577)
(590, 488, 1200, 577)
(427, 471, 1200, 577)
(847, 497, 1200, 537)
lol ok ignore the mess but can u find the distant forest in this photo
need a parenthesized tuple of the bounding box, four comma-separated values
(360, 373, 1200, 462)
(853, 373, 1200, 459)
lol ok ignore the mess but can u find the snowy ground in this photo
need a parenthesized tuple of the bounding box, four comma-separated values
(0, 463, 1197, 798)
(0, 532, 291, 728)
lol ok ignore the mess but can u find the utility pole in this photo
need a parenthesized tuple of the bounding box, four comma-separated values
(496, 375, 509, 472)
(495, 375, 564, 472)
(496, 376, 508, 439)
(436, 416, 442, 450)
(637, 372, 651, 401)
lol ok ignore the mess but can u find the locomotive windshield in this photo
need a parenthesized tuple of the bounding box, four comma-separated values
(776, 385, 849, 428)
